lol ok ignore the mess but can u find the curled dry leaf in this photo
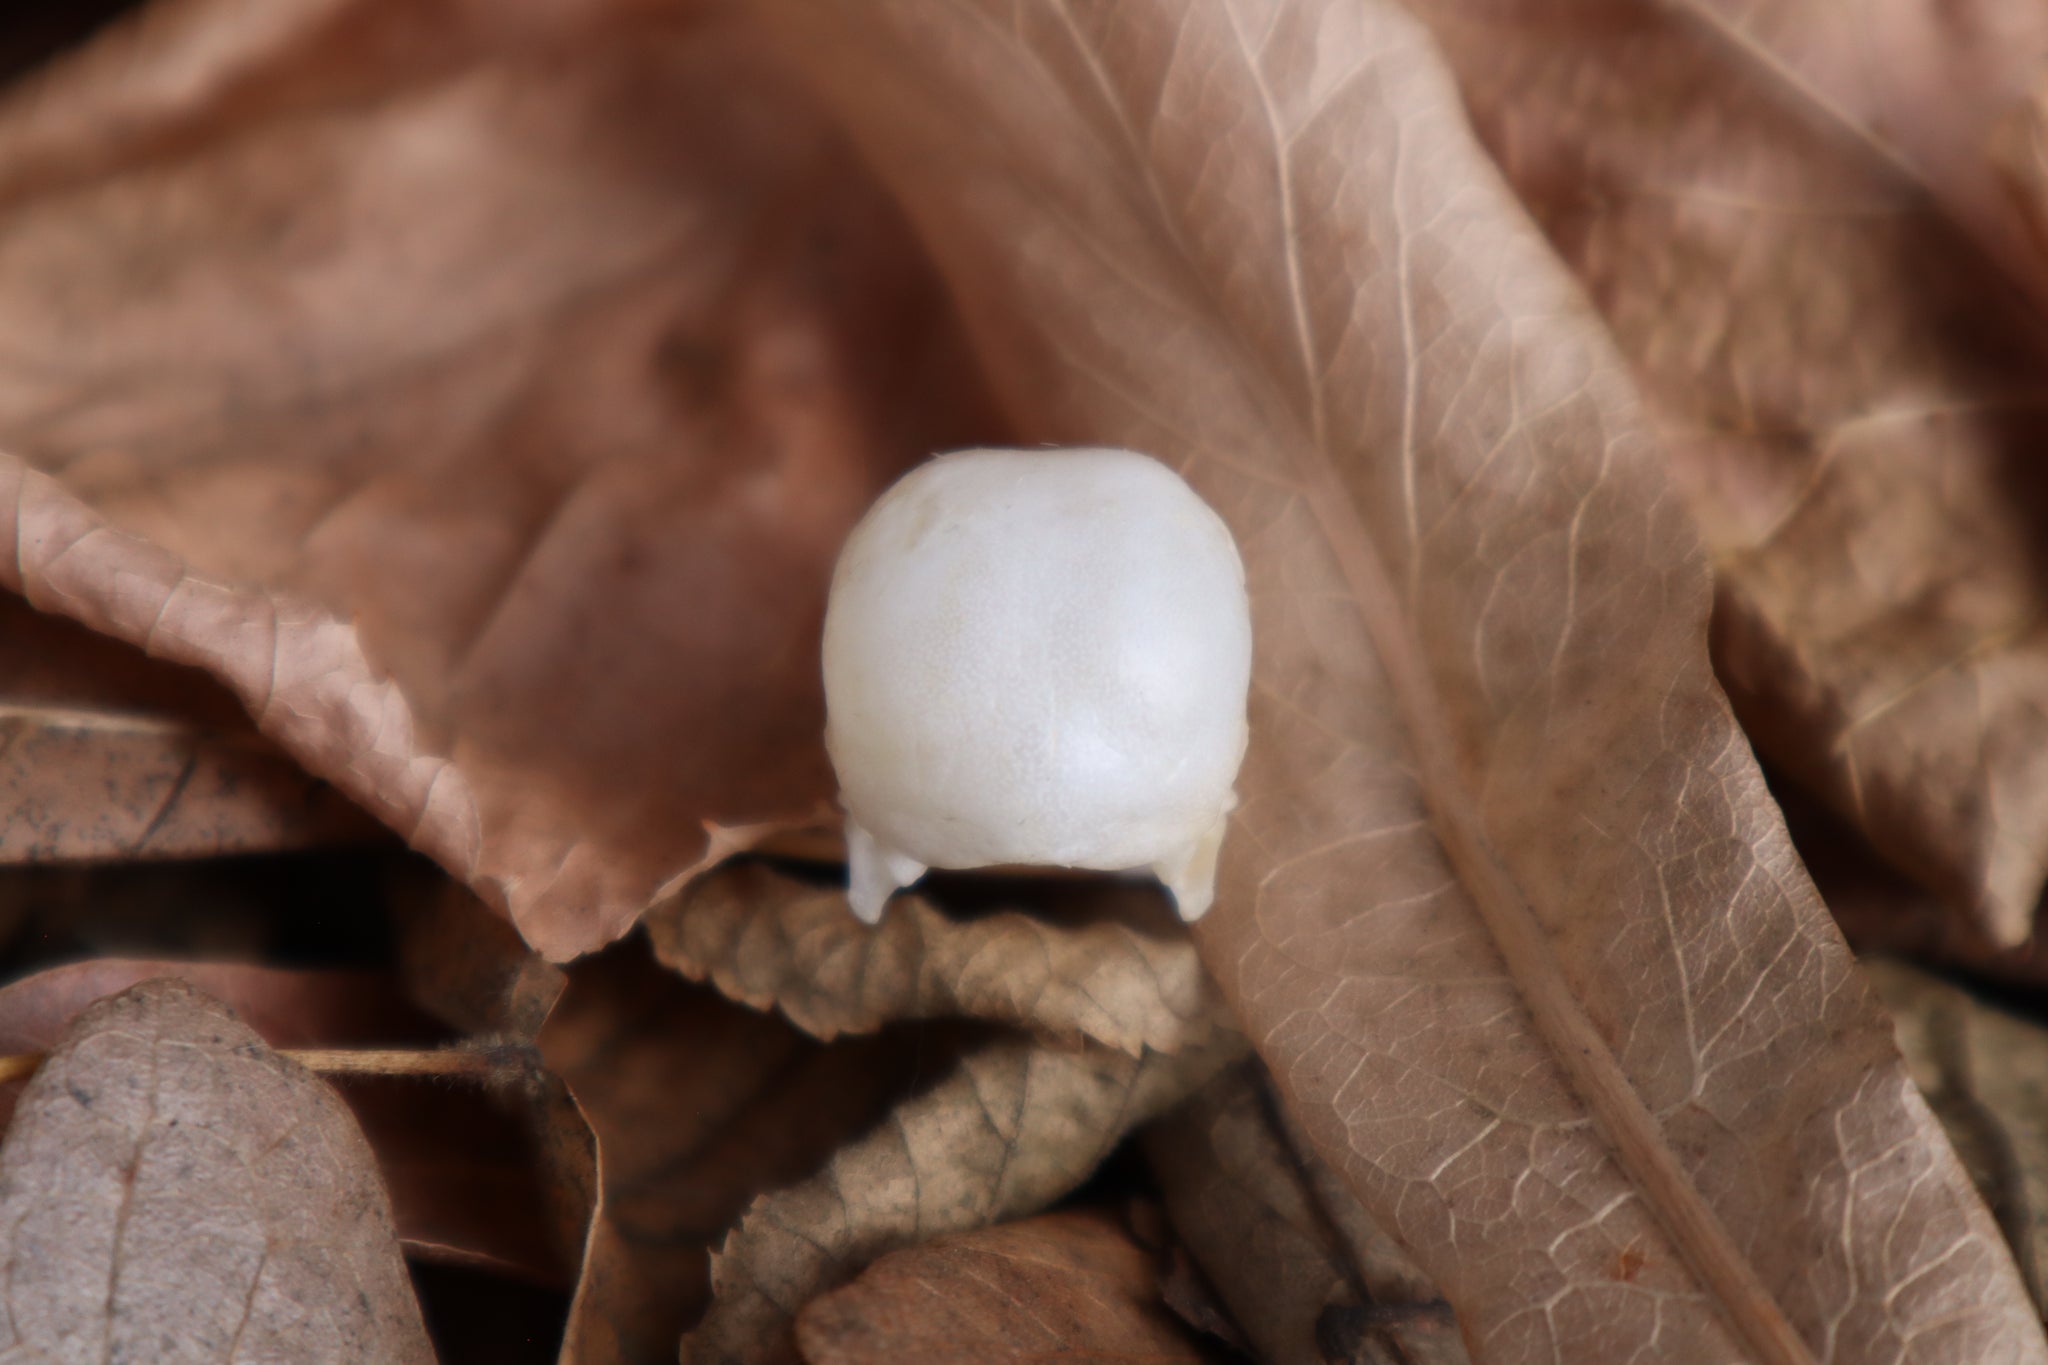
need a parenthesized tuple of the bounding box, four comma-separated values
(1865, 958, 2048, 1312)
(0, 0, 999, 959)
(684, 1030, 1245, 1365)
(748, 1, 2044, 1359)
(1, 594, 372, 861)
(535, 943, 925, 1365)
(1406, 0, 2048, 949)
(1145, 1062, 1463, 1365)
(793, 1207, 1214, 1365)
(649, 860, 1232, 1055)
(641, 842, 1241, 1359)
(0, 978, 433, 1363)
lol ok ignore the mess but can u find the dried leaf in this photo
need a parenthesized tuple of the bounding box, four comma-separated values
(0, 958, 430, 1089)
(684, 1030, 1243, 1365)
(1660, 1, 2048, 309)
(750, 2, 2042, 1359)
(0, 0, 655, 206)
(649, 861, 1231, 1055)
(1146, 1062, 1462, 1365)
(2, 594, 372, 860)
(0, 978, 433, 1363)
(645, 847, 1242, 1359)
(0, 2, 998, 959)
(537, 943, 924, 1365)
(385, 877, 597, 1286)
(1866, 959, 2048, 1312)
(0, 957, 578, 1286)
(794, 1208, 1214, 1365)
(1404, 1, 2048, 946)
(395, 876, 567, 1042)
(1995, 74, 2048, 252)
(1148, 1233, 1250, 1356)
(1790, 786, 2048, 994)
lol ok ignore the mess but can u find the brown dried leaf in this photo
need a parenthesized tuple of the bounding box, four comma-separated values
(1403, 1, 2048, 946)
(1995, 75, 2048, 253)
(1661, 1, 2048, 310)
(649, 861, 1231, 1055)
(0, 1, 997, 959)
(793, 1208, 1213, 1365)
(2, 594, 373, 860)
(0, 978, 433, 1363)
(1864, 959, 2048, 1312)
(1789, 786, 2048, 994)
(750, 2, 2042, 1359)
(0, 0, 666, 207)
(683, 1030, 1244, 1365)
(395, 876, 568, 1042)
(537, 942, 924, 1365)
(1151, 1236, 1251, 1356)
(1145, 1062, 1462, 1365)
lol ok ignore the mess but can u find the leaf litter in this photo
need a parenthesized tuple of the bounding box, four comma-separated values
(3, 1, 2048, 1363)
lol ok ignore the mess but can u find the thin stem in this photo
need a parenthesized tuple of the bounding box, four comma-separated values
(0, 1045, 530, 1084)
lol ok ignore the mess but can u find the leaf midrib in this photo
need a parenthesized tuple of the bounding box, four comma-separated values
(1040, 9, 1819, 1362)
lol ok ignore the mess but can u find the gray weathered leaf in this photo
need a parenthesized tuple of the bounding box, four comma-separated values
(0, 978, 433, 1364)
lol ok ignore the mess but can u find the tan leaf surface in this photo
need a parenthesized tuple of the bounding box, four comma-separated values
(0, 955, 581, 1286)
(1145, 1062, 1462, 1365)
(2, 594, 373, 860)
(749, 1, 2043, 1360)
(1995, 75, 2048, 253)
(534, 942, 925, 1365)
(0, 0, 664, 206)
(793, 1208, 1212, 1365)
(1402, 1, 2048, 946)
(0, 978, 433, 1363)
(1865, 958, 2048, 1313)
(649, 861, 1231, 1054)
(0, 0, 998, 959)
(684, 1030, 1243, 1365)
(1663, 1, 2048, 309)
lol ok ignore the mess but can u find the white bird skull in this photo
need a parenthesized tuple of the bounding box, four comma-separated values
(822, 447, 1252, 922)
